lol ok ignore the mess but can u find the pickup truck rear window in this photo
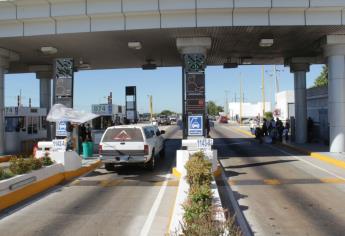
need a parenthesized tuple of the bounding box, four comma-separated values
(102, 128, 144, 142)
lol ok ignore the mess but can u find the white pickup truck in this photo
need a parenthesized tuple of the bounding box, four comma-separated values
(99, 124, 165, 171)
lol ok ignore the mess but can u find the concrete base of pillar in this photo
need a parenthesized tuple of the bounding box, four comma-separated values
(330, 126, 345, 152)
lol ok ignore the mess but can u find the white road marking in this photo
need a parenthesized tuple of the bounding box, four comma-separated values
(268, 145, 345, 181)
(139, 173, 171, 236)
(226, 125, 345, 181)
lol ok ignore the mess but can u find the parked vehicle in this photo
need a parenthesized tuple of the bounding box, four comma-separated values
(219, 116, 228, 123)
(158, 115, 171, 125)
(99, 124, 165, 171)
(169, 116, 177, 124)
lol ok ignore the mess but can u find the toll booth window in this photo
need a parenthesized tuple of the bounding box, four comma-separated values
(28, 117, 38, 134)
(41, 116, 47, 129)
(19, 117, 25, 131)
(5, 117, 19, 132)
(92, 117, 102, 130)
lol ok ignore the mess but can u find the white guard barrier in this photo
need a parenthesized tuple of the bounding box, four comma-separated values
(37, 140, 82, 172)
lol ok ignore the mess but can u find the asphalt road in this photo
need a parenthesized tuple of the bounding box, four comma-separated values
(0, 125, 182, 236)
(212, 122, 345, 236)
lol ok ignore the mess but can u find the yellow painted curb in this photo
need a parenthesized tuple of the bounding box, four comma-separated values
(64, 161, 101, 181)
(213, 166, 222, 177)
(235, 128, 255, 137)
(310, 152, 345, 169)
(0, 160, 101, 211)
(172, 167, 181, 178)
(0, 173, 65, 211)
(0, 155, 12, 163)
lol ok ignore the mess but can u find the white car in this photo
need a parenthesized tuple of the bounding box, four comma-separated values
(99, 124, 165, 171)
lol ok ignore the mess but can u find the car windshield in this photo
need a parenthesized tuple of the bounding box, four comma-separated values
(102, 128, 143, 142)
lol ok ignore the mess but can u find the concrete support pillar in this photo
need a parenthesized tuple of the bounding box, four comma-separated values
(324, 35, 345, 152)
(290, 63, 310, 144)
(36, 71, 52, 140)
(176, 37, 211, 139)
(0, 58, 7, 154)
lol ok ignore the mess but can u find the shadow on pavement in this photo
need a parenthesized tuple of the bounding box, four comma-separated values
(224, 159, 297, 169)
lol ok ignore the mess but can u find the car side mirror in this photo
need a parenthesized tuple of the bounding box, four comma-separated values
(160, 130, 165, 135)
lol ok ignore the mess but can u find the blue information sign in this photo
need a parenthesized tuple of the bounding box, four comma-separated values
(188, 115, 203, 136)
(56, 120, 68, 137)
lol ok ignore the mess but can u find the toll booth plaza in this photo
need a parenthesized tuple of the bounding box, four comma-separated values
(0, 1, 345, 236)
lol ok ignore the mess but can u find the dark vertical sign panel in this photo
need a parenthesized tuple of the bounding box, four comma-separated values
(125, 86, 137, 123)
(186, 73, 205, 114)
(54, 58, 74, 108)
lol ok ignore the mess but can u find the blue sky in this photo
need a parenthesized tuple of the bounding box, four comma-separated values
(5, 64, 323, 113)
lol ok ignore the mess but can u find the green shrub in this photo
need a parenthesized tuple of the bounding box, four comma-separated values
(9, 156, 32, 175)
(185, 151, 212, 188)
(0, 168, 15, 180)
(40, 156, 53, 166)
(181, 151, 242, 236)
(28, 157, 43, 170)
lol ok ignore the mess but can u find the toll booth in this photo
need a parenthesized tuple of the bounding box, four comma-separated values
(4, 106, 47, 154)
(91, 103, 125, 146)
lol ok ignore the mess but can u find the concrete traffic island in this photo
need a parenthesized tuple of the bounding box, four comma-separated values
(0, 152, 100, 211)
(169, 139, 235, 235)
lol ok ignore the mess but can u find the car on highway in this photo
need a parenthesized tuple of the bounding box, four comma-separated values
(219, 116, 228, 123)
(158, 115, 171, 125)
(169, 116, 177, 124)
(99, 124, 165, 171)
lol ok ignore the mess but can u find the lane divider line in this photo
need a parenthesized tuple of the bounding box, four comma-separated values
(219, 163, 253, 236)
(232, 126, 345, 171)
(139, 173, 171, 236)
(269, 145, 345, 181)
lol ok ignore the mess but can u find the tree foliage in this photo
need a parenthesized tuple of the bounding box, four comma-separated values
(314, 65, 328, 87)
(160, 110, 174, 116)
(207, 101, 223, 116)
(264, 112, 273, 120)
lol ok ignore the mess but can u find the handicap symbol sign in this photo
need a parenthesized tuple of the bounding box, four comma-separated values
(188, 115, 203, 136)
(56, 120, 68, 137)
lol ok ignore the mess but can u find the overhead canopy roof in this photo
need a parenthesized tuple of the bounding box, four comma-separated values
(0, 0, 344, 71)
(1, 26, 345, 72)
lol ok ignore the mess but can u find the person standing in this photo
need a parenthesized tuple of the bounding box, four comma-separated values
(86, 123, 92, 141)
(80, 124, 86, 142)
(206, 116, 210, 138)
(276, 118, 284, 142)
(262, 118, 268, 136)
(284, 120, 290, 141)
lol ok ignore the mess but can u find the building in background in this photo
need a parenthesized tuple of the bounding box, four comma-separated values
(5, 106, 47, 154)
(228, 102, 271, 120)
(275, 91, 295, 122)
(275, 87, 328, 144)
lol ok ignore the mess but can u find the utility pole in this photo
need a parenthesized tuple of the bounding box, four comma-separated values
(148, 95, 153, 120)
(224, 90, 229, 116)
(240, 75, 243, 124)
(261, 65, 266, 117)
(274, 65, 279, 93)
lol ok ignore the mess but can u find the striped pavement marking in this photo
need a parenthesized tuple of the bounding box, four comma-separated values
(70, 178, 179, 187)
(228, 178, 345, 186)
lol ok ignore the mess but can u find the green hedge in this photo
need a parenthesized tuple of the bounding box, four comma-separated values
(182, 151, 242, 236)
(0, 155, 54, 180)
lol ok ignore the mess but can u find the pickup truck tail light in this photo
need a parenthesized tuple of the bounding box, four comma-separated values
(98, 144, 102, 155)
(144, 145, 149, 155)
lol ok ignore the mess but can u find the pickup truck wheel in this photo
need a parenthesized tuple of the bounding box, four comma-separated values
(104, 163, 115, 172)
(146, 152, 155, 171)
